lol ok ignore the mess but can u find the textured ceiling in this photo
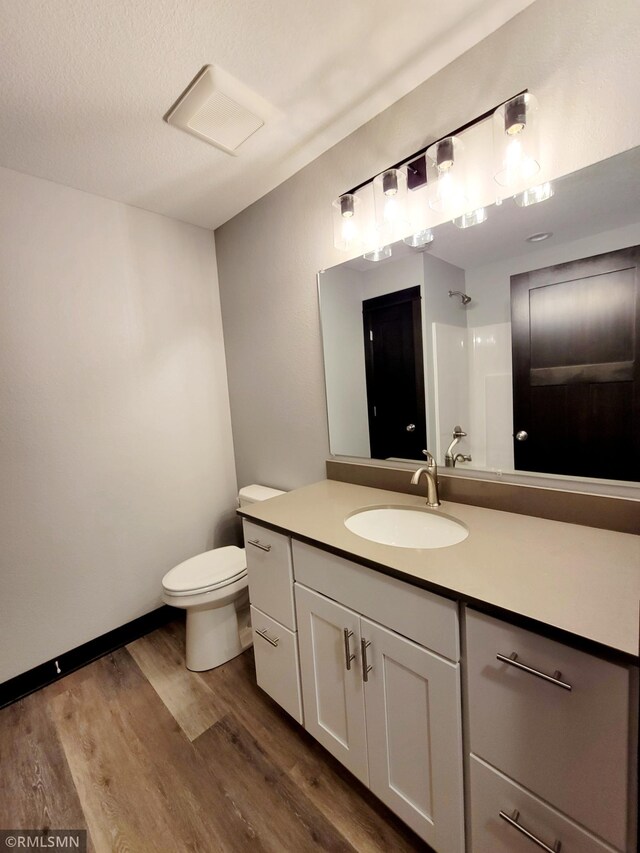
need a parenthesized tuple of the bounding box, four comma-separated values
(0, 0, 534, 229)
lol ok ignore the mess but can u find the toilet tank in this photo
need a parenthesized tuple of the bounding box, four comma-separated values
(238, 484, 285, 507)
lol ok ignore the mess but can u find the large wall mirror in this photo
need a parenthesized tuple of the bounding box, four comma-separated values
(318, 146, 640, 493)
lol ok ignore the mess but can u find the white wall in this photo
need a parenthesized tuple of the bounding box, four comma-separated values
(360, 253, 424, 299)
(215, 0, 640, 489)
(465, 220, 640, 326)
(0, 167, 237, 683)
(319, 265, 370, 457)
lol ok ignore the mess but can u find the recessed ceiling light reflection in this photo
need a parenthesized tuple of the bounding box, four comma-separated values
(453, 207, 487, 229)
(514, 182, 554, 207)
(403, 229, 434, 248)
(363, 245, 392, 262)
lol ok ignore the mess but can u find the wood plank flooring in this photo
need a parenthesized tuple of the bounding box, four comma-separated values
(0, 619, 428, 852)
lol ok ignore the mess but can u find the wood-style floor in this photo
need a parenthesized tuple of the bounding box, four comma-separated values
(0, 619, 428, 852)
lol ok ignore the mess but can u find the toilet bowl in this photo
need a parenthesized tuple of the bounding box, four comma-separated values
(161, 484, 285, 671)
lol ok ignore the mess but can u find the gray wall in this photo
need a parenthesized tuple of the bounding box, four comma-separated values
(0, 166, 237, 682)
(215, 0, 640, 490)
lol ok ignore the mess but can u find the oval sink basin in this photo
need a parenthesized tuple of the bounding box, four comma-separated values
(344, 505, 468, 549)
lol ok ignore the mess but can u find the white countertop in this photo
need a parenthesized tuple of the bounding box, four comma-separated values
(239, 479, 640, 659)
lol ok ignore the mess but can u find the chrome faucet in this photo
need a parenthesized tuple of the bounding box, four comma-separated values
(445, 425, 472, 468)
(411, 450, 441, 508)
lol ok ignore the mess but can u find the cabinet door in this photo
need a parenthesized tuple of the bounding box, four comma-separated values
(250, 605, 303, 724)
(295, 584, 368, 785)
(362, 618, 465, 853)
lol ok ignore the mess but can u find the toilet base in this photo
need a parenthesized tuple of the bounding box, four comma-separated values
(185, 601, 251, 671)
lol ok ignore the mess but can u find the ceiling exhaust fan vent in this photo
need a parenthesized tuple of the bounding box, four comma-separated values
(165, 65, 274, 156)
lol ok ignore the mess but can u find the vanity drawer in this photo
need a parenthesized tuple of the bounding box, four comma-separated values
(244, 521, 295, 630)
(292, 540, 458, 661)
(250, 606, 303, 724)
(469, 754, 617, 853)
(466, 609, 632, 850)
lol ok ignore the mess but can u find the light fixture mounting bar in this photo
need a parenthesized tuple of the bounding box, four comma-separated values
(342, 89, 528, 197)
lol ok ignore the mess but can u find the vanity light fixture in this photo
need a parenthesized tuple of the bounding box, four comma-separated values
(330, 90, 542, 255)
(514, 182, 554, 207)
(403, 229, 434, 248)
(363, 244, 392, 262)
(453, 207, 487, 229)
(493, 93, 541, 189)
(526, 231, 552, 242)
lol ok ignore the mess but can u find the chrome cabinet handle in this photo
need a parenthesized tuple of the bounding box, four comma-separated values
(343, 629, 355, 670)
(499, 809, 562, 852)
(406, 423, 416, 432)
(515, 430, 529, 441)
(361, 638, 372, 682)
(497, 652, 572, 691)
(248, 538, 272, 552)
(255, 628, 279, 647)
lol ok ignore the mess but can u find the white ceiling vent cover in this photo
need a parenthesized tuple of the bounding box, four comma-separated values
(165, 65, 275, 156)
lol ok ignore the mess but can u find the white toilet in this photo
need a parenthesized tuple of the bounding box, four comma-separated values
(161, 484, 285, 671)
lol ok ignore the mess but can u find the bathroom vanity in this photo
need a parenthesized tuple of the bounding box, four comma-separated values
(239, 479, 639, 853)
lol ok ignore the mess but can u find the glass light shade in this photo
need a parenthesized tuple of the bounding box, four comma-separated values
(403, 229, 434, 248)
(514, 182, 554, 207)
(363, 244, 392, 262)
(493, 93, 540, 189)
(332, 193, 362, 252)
(453, 207, 487, 229)
(373, 168, 409, 242)
(426, 136, 467, 217)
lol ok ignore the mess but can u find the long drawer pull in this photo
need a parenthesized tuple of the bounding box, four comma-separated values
(343, 629, 355, 671)
(496, 652, 572, 691)
(255, 628, 279, 647)
(361, 638, 372, 682)
(500, 809, 562, 852)
(248, 538, 272, 552)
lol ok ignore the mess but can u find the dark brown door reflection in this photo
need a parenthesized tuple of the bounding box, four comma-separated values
(363, 286, 427, 461)
(511, 246, 639, 481)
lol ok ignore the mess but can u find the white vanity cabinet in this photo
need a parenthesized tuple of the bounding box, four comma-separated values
(465, 609, 638, 853)
(294, 542, 465, 853)
(243, 520, 303, 723)
(242, 514, 637, 853)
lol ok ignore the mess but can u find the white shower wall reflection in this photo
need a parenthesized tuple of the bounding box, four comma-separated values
(433, 323, 513, 470)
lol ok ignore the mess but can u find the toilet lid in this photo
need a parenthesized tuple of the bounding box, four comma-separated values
(162, 546, 247, 596)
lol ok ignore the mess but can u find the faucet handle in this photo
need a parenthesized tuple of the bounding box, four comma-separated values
(421, 449, 436, 466)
